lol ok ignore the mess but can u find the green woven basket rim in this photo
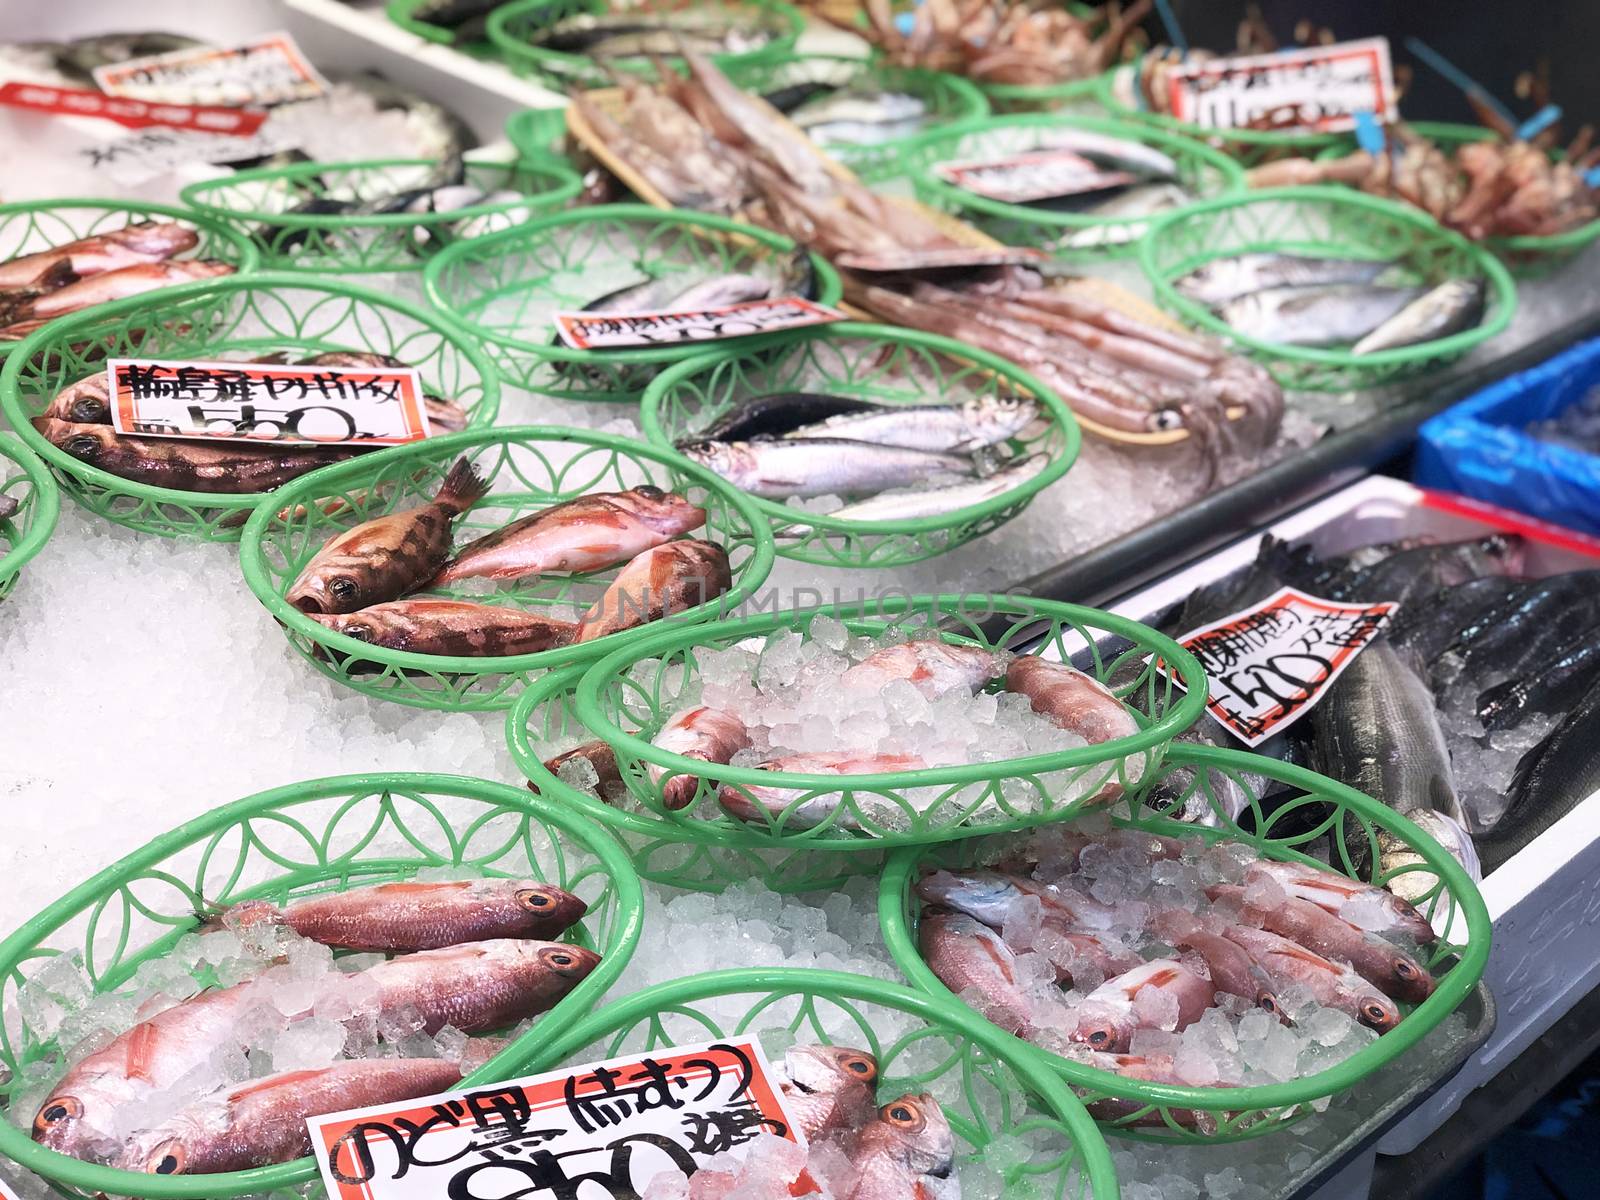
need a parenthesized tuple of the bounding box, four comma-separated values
(0, 270, 503, 515)
(569, 594, 1209, 794)
(722, 50, 991, 129)
(878, 742, 1493, 1121)
(978, 70, 1113, 105)
(420, 202, 843, 364)
(1311, 121, 1600, 258)
(0, 198, 260, 356)
(903, 111, 1246, 232)
(638, 319, 1081, 536)
(529, 966, 1121, 1199)
(1137, 185, 1519, 369)
(0, 771, 647, 1197)
(505, 105, 573, 160)
(0, 430, 61, 587)
(485, 0, 803, 77)
(1097, 65, 1351, 151)
(179, 156, 583, 230)
(385, 0, 500, 46)
(238, 424, 778, 678)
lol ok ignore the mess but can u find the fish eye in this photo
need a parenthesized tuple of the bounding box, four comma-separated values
(517, 888, 553, 909)
(343, 622, 375, 643)
(843, 1056, 873, 1077)
(1363, 1003, 1389, 1025)
(329, 577, 359, 604)
(637, 485, 665, 498)
(1087, 1028, 1111, 1047)
(885, 1103, 918, 1124)
(34, 1094, 81, 1132)
(64, 435, 100, 460)
(70, 399, 108, 423)
(1395, 960, 1417, 980)
(148, 1141, 185, 1175)
(1259, 994, 1278, 1013)
(541, 946, 580, 970)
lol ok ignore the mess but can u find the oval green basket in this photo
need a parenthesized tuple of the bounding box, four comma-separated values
(1097, 65, 1348, 167)
(0, 199, 258, 360)
(902, 112, 1244, 261)
(181, 157, 583, 273)
(506, 104, 575, 164)
(718, 53, 989, 183)
(1310, 121, 1600, 278)
(980, 70, 1114, 114)
(880, 743, 1492, 1144)
(1138, 186, 1517, 392)
(387, 0, 501, 50)
(0, 772, 645, 1200)
(517, 968, 1120, 1199)
(487, 0, 802, 89)
(422, 203, 841, 398)
(640, 321, 1080, 568)
(0, 430, 60, 601)
(508, 595, 1208, 892)
(0, 272, 500, 541)
(240, 425, 776, 712)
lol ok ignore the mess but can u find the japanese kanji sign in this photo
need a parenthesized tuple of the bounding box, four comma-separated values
(1167, 37, 1398, 134)
(307, 1039, 802, 1200)
(106, 358, 430, 446)
(1174, 586, 1397, 746)
(77, 126, 300, 185)
(552, 297, 844, 351)
(935, 149, 1136, 205)
(93, 32, 327, 107)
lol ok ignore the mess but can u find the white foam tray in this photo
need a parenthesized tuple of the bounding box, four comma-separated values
(1103, 473, 1600, 1158)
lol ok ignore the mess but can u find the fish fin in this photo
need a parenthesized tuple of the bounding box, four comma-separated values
(125, 1022, 160, 1083)
(433, 456, 490, 516)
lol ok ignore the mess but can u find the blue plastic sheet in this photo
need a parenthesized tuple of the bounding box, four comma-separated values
(1415, 335, 1600, 536)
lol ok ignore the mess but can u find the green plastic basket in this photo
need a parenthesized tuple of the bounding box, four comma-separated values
(487, 0, 802, 89)
(880, 744, 1493, 1144)
(240, 425, 776, 712)
(506, 104, 575, 164)
(1310, 121, 1600, 277)
(0, 272, 500, 541)
(180, 157, 583, 274)
(0, 772, 645, 1199)
(718, 53, 989, 183)
(0, 431, 60, 601)
(518, 969, 1120, 1199)
(422, 203, 841, 397)
(0, 199, 258, 360)
(386, 0, 504, 52)
(640, 321, 1080, 568)
(1097, 66, 1348, 167)
(980, 71, 1115, 114)
(1139, 186, 1518, 392)
(508, 595, 1209, 892)
(902, 113, 1244, 262)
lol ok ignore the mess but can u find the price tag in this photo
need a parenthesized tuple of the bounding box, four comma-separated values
(79, 126, 301, 186)
(1168, 37, 1398, 134)
(1173, 586, 1397, 746)
(835, 244, 1046, 273)
(93, 32, 327, 107)
(0, 81, 266, 135)
(106, 358, 431, 446)
(553, 296, 845, 351)
(307, 1039, 802, 1200)
(935, 149, 1137, 205)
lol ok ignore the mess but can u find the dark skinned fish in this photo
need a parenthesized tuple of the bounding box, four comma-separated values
(574, 539, 731, 642)
(311, 598, 578, 657)
(697, 392, 880, 442)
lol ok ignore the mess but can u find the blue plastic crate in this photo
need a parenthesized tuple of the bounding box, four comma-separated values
(1416, 336, 1600, 536)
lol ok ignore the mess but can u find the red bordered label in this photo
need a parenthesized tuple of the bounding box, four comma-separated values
(553, 296, 845, 351)
(106, 358, 430, 446)
(0, 81, 266, 134)
(307, 1039, 802, 1200)
(93, 32, 327, 107)
(935, 149, 1137, 205)
(1174, 585, 1397, 745)
(1168, 37, 1397, 134)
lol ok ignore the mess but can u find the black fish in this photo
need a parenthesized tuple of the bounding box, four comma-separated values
(1476, 636, 1600, 732)
(697, 392, 880, 442)
(1388, 575, 1527, 662)
(761, 81, 837, 114)
(413, 0, 503, 40)
(1256, 532, 1523, 605)
(1433, 571, 1600, 686)
(1477, 674, 1600, 873)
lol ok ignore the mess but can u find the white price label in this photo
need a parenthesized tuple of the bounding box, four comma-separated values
(107, 358, 431, 446)
(553, 296, 845, 350)
(1168, 37, 1398, 134)
(93, 32, 327, 107)
(80, 125, 301, 185)
(1174, 586, 1397, 746)
(307, 1039, 803, 1200)
(935, 149, 1137, 205)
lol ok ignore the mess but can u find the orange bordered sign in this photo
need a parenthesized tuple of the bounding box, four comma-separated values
(93, 32, 327, 108)
(1167, 37, 1398, 134)
(1174, 585, 1397, 746)
(308, 1039, 802, 1200)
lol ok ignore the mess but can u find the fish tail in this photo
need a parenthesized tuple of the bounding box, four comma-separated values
(433, 456, 490, 516)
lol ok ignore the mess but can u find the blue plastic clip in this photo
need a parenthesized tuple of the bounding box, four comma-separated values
(1153, 0, 1187, 56)
(1584, 165, 1600, 188)
(1353, 111, 1385, 155)
(1517, 104, 1562, 141)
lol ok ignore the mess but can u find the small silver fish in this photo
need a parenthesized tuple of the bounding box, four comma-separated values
(782, 394, 1037, 453)
(679, 438, 975, 500)
(1176, 253, 1392, 308)
(1352, 278, 1487, 354)
(1219, 284, 1424, 348)
(824, 454, 1048, 523)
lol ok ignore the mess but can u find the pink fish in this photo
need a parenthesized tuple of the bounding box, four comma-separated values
(1243, 859, 1437, 945)
(842, 1094, 955, 1200)
(779, 1044, 879, 1140)
(841, 638, 1007, 699)
(1077, 1052, 1232, 1129)
(1222, 926, 1401, 1032)
(574, 539, 731, 642)
(1156, 910, 1285, 1021)
(916, 909, 1058, 1038)
(1068, 959, 1215, 1053)
(717, 751, 926, 830)
(1005, 655, 1140, 745)
(648, 705, 750, 810)
(914, 868, 1120, 935)
(0, 222, 198, 291)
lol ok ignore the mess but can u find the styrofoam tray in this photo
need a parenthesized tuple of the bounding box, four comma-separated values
(1103, 473, 1600, 1154)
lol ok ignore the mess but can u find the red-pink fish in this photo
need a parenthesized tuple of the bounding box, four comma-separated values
(1005, 656, 1139, 744)
(574, 539, 731, 642)
(780, 1044, 879, 1141)
(840, 638, 1006, 699)
(1222, 925, 1401, 1032)
(1243, 859, 1437, 945)
(842, 1093, 954, 1200)
(1068, 959, 1215, 1053)
(716, 751, 926, 830)
(917, 909, 1062, 1038)
(649, 705, 750, 810)
(0, 222, 198, 292)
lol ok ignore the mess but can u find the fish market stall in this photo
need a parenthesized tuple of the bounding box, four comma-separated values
(4, 3, 1600, 1199)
